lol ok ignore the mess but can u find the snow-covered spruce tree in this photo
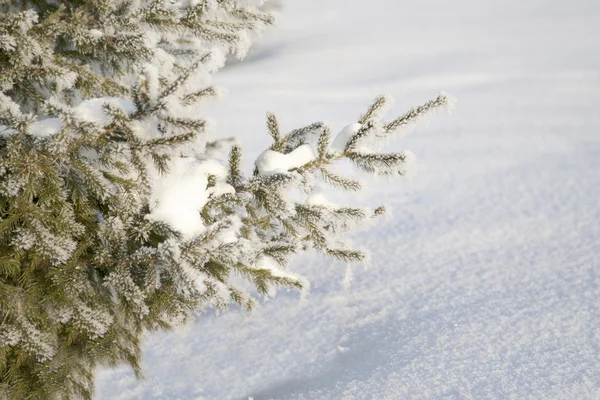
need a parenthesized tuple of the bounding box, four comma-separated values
(0, 1, 452, 398)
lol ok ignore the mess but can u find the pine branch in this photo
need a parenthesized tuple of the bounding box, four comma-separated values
(344, 120, 376, 152)
(273, 122, 323, 152)
(346, 151, 410, 175)
(227, 145, 243, 188)
(157, 53, 212, 102)
(358, 95, 388, 124)
(384, 93, 451, 133)
(180, 86, 218, 106)
(325, 248, 365, 263)
(319, 168, 362, 191)
(317, 126, 331, 159)
(266, 112, 280, 145)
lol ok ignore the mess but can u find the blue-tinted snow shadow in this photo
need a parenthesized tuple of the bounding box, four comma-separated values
(242, 274, 600, 400)
(237, 309, 439, 400)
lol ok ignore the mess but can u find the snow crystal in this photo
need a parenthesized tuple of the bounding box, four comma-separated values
(21, 220, 80, 265)
(255, 144, 316, 175)
(0, 175, 25, 197)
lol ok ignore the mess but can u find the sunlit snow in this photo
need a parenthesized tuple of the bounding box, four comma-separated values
(95, 0, 600, 399)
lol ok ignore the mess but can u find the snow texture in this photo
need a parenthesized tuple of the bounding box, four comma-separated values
(255, 144, 315, 175)
(29, 97, 135, 137)
(148, 158, 230, 239)
(330, 123, 361, 153)
(95, 0, 600, 399)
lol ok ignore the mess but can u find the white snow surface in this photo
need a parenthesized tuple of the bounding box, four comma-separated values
(148, 158, 232, 239)
(95, 0, 600, 399)
(255, 144, 315, 175)
(330, 123, 361, 153)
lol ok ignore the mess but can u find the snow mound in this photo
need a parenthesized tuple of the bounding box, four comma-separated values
(255, 144, 316, 175)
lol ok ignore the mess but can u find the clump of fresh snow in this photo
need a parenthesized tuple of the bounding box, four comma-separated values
(54, 70, 78, 92)
(255, 144, 315, 175)
(330, 123, 361, 153)
(29, 97, 135, 137)
(147, 157, 232, 239)
(142, 64, 160, 102)
(74, 98, 135, 125)
(88, 29, 103, 39)
(29, 118, 62, 137)
(306, 193, 338, 208)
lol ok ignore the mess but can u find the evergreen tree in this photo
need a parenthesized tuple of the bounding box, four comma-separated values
(0, 1, 452, 398)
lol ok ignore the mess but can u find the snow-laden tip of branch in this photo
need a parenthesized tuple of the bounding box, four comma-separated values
(234, 31, 252, 60)
(255, 144, 316, 175)
(383, 92, 455, 135)
(211, 85, 229, 99)
(398, 149, 417, 177)
(206, 48, 227, 72)
(329, 92, 455, 157)
(439, 91, 457, 113)
(256, 257, 309, 299)
(358, 94, 395, 125)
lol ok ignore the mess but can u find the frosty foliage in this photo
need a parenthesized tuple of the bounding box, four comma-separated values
(0, 1, 451, 399)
